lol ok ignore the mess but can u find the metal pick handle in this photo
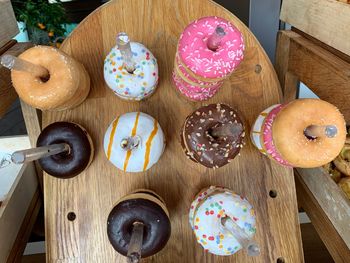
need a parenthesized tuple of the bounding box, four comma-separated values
(210, 123, 244, 138)
(116, 32, 136, 73)
(304, 125, 338, 139)
(127, 222, 144, 263)
(11, 143, 70, 164)
(1, 54, 49, 79)
(221, 216, 260, 257)
(207, 26, 226, 51)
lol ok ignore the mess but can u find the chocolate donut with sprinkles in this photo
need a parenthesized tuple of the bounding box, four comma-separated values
(181, 103, 245, 168)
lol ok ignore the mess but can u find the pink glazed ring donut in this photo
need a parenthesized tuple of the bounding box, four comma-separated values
(178, 16, 245, 81)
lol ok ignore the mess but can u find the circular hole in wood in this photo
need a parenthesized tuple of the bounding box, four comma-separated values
(255, 64, 262, 74)
(67, 212, 76, 221)
(277, 257, 285, 263)
(269, 190, 277, 198)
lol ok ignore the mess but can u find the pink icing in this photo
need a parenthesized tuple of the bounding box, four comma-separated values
(262, 104, 293, 167)
(172, 71, 220, 101)
(176, 56, 223, 87)
(178, 16, 244, 79)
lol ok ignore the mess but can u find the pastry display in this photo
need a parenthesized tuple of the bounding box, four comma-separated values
(107, 189, 171, 260)
(104, 32, 158, 101)
(323, 135, 350, 198)
(189, 186, 258, 256)
(173, 16, 244, 101)
(104, 112, 165, 172)
(2, 46, 90, 111)
(180, 103, 245, 168)
(251, 99, 346, 168)
(36, 122, 94, 178)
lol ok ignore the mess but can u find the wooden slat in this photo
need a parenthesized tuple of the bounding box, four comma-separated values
(42, 0, 304, 262)
(0, 42, 33, 117)
(0, 1, 19, 48)
(6, 189, 42, 263)
(20, 100, 43, 192)
(295, 170, 350, 262)
(275, 31, 300, 103)
(277, 31, 350, 123)
(280, 0, 350, 57)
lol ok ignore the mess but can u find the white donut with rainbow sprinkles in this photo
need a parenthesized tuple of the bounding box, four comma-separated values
(104, 42, 158, 101)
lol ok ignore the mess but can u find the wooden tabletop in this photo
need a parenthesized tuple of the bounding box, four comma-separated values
(43, 0, 304, 262)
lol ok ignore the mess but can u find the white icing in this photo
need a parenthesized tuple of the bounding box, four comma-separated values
(103, 112, 165, 172)
(250, 104, 280, 152)
(189, 186, 256, 256)
(103, 42, 159, 101)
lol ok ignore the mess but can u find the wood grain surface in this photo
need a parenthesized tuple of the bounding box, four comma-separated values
(0, 0, 19, 48)
(295, 170, 350, 263)
(280, 0, 350, 57)
(43, 0, 303, 262)
(0, 42, 33, 118)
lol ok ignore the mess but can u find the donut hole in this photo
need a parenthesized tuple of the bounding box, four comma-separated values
(39, 73, 50, 83)
(67, 212, 76, 221)
(277, 257, 285, 263)
(125, 220, 148, 244)
(48, 141, 72, 160)
(303, 129, 317, 141)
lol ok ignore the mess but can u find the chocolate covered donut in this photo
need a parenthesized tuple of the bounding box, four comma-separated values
(107, 190, 171, 258)
(36, 122, 94, 178)
(181, 104, 245, 168)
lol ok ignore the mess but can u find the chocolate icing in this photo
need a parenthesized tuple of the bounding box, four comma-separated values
(181, 103, 245, 168)
(107, 198, 171, 258)
(36, 122, 92, 178)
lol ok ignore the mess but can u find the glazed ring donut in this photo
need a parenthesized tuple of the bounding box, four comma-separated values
(107, 190, 171, 258)
(11, 46, 90, 111)
(36, 122, 94, 178)
(181, 104, 245, 168)
(104, 42, 158, 101)
(272, 99, 346, 168)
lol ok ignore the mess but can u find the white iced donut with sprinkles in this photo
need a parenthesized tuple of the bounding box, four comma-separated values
(104, 39, 158, 101)
(103, 112, 165, 173)
(189, 186, 256, 256)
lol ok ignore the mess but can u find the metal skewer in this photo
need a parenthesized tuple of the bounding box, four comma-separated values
(11, 143, 70, 164)
(116, 32, 136, 73)
(207, 26, 226, 51)
(210, 123, 243, 138)
(120, 136, 141, 150)
(304, 125, 338, 139)
(1, 54, 49, 79)
(127, 222, 144, 263)
(221, 216, 260, 257)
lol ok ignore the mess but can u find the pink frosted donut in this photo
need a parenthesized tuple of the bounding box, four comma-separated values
(178, 16, 244, 80)
(175, 56, 223, 87)
(262, 104, 292, 167)
(172, 71, 220, 101)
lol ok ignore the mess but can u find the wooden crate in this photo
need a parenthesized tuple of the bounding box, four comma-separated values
(280, 0, 350, 57)
(275, 30, 350, 262)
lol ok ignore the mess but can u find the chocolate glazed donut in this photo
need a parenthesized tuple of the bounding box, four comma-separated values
(107, 191, 171, 258)
(181, 103, 245, 168)
(36, 122, 93, 178)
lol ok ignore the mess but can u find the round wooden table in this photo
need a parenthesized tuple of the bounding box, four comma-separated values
(43, 0, 304, 262)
